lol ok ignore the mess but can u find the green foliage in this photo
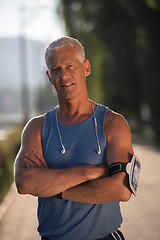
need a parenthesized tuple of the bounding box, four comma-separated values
(86, 34, 109, 103)
(0, 127, 22, 203)
(146, 0, 160, 10)
(0, 159, 14, 203)
(59, 0, 160, 141)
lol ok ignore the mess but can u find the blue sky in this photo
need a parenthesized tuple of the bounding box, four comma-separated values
(0, 0, 65, 43)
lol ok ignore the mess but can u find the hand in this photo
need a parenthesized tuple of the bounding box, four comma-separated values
(87, 164, 109, 181)
(23, 151, 49, 168)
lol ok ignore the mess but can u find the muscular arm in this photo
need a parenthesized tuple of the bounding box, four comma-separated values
(14, 116, 107, 198)
(62, 110, 133, 203)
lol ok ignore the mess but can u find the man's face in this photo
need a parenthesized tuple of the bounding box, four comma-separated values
(46, 45, 90, 102)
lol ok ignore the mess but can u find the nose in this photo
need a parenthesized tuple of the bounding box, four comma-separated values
(59, 68, 68, 81)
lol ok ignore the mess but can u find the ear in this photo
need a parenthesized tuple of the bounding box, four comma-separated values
(46, 71, 53, 85)
(84, 59, 91, 77)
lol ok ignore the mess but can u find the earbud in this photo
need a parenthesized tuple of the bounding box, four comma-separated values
(61, 147, 66, 154)
(97, 147, 101, 155)
(57, 103, 102, 156)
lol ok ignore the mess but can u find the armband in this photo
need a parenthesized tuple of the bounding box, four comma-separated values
(57, 192, 63, 199)
(109, 155, 141, 195)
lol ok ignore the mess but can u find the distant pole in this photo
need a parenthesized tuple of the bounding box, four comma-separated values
(18, 0, 51, 124)
(19, 3, 30, 125)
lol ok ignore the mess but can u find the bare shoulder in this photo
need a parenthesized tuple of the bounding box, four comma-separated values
(104, 109, 134, 165)
(22, 114, 45, 135)
(105, 109, 129, 127)
(15, 114, 46, 169)
(21, 114, 46, 152)
(104, 109, 132, 143)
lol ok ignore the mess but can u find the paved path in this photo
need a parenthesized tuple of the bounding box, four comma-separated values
(121, 143, 160, 240)
(0, 186, 39, 240)
(0, 143, 160, 240)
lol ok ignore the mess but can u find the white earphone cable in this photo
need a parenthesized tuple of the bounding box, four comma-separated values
(56, 103, 101, 155)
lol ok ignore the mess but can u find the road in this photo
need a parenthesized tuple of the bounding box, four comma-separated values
(0, 187, 39, 240)
(121, 143, 160, 240)
(0, 143, 160, 240)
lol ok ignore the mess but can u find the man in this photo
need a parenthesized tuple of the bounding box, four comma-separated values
(14, 36, 134, 240)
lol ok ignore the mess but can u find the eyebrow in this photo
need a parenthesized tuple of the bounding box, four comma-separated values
(49, 64, 59, 71)
(51, 66, 60, 71)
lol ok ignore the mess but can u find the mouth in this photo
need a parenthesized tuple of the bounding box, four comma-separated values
(61, 83, 74, 88)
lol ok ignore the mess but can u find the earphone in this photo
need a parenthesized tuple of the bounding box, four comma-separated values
(56, 103, 101, 155)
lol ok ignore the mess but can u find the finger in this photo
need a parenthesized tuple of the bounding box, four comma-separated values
(24, 153, 43, 167)
(24, 153, 44, 167)
(32, 151, 49, 168)
(23, 158, 38, 168)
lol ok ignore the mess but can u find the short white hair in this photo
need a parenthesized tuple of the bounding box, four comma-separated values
(45, 36, 86, 64)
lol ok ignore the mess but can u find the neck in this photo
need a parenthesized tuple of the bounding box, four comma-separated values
(57, 98, 96, 126)
(55, 100, 101, 155)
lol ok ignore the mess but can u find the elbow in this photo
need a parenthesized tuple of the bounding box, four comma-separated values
(119, 174, 132, 202)
(15, 178, 27, 195)
(14, 167, 34, 195)
(14, 167, 27, 194)
(15, 175, 38, 196)
(15, 174, 30, 195)
(120, 186, 132, 202)
(16, 185, 25, 195)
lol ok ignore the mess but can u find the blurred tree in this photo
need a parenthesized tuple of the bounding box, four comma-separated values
(58, 0, 160, 141)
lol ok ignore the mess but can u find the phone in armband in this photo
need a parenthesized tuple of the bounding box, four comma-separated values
(109, 155, 141, 195)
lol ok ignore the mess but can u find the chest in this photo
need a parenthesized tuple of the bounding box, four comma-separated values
(42, 122, 107, 169)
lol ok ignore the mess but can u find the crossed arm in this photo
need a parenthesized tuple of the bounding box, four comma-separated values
(14, 110, 133, 203)
(14, 115, 108, 198)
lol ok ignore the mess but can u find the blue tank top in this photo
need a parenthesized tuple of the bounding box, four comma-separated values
(38, 104, 122, 240)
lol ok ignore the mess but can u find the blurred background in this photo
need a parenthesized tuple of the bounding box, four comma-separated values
(0, 0, 160, 239)
(0, 0, 65, 204)
(60, 0, 160, 144)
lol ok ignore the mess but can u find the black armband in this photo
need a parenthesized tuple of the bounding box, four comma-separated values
(109, 162, 127, 176)
(109, 155, 141, 196)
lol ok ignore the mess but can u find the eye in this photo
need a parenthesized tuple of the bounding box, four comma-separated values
(67, 64, 75, 71)
(51, 67, 60, 73)
(68, 64, 73, 68)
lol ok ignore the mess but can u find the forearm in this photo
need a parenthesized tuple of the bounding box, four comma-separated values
(15, 166, 91, 197)
(62, 173, 131, 204)
(15, 164, 108, 198)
